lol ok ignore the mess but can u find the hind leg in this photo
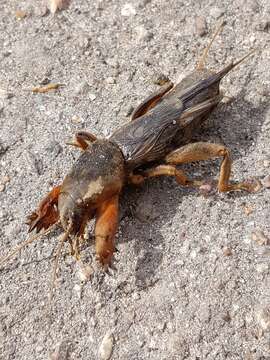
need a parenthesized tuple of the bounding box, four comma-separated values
(130, 142, 260, 193)
(165, 142, 260, 192)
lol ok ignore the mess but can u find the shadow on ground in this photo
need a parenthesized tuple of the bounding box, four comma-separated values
(117, 88, 269, 289)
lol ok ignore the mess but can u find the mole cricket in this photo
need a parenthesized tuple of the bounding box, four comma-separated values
(0, 23, 259, 277)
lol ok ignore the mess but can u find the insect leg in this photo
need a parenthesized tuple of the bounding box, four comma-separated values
(27, 185, 62, 232)
(132, 165, 203, 187)
(66, 131, 97, 150)
(131, 81, 174, 121)
(196, 20, 224, 70)
(95, 195, 119, 267)
(165, 142, 260, 192)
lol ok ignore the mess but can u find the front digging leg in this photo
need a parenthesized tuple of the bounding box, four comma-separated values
(95, 195, 119, 267)
(27, 185, 62, 232)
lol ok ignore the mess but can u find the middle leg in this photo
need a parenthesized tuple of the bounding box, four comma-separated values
(128, 165, 203, 188)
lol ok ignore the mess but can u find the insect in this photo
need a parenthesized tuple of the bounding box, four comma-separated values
(1, 23, 258, 273)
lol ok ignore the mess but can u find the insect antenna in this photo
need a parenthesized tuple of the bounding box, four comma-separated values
(196, 20, 225, 70)
(231, 49, 257, 69)
(0, 223, 58, 268)
(47, 226, 72, 312)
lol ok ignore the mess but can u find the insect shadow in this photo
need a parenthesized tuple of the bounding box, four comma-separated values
(118, 89, 268, 289)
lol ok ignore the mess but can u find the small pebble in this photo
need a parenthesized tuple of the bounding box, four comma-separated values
(195, 16, 207, 37)
(121, 3, 136, 16)
(255, 19, 270, 32)
(105, 58, 119, 68)
(40, 77, 51, 85)
(34, 5, 48, 17)
(258, 86, 270, 97)
(223, 247, 232, 256)
(199, 183, 213, 195)
(77, 34, 91, 50)
(27, 152, 43, 175)
(50, 0, 70, 14)
(249, 35, 256, 44)
(262, 175, 270, 188)
(251, 230, 270, 246)
(125, 105, 134, 117)
(209, 7, 224, 19)
(0, 89, 13, 99)
(148, 338, 158, 350)
(77, 264, 94, 282)
(49, 340, 70, 360)
(105, 77, 115, 85)
(256, 246, 270, 257)
(243, 205, 253, 216)
(73, 81, 90, 96)
(73, 284, 82, 299)
(71, 115, 82, 124)
(135, 26, 153, 42)
(95, 302, 103, 311)
(256, 307, 270, 331)
(0, 184, 5, 192)
(132, 292, 141, 300)
(244, 0, 259, 13)
(138, 0, 152, 8)
(256, 263, 269, 273)
(0, 175, 9, 185)
(0, 143, 7, 156)
(46, 142, 63, 159)
(36, 345, 43, 353)
(221, 311, 231, 322)
(89, 93, 97, 101)
(99, 332, 114, 360)
(15, 10, 27, 19)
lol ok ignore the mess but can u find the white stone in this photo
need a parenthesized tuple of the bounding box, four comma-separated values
(99, 332, 114, 360)
(121, 3, 136, 16)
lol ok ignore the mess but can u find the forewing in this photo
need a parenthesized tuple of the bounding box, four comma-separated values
(110, 102, 184, 167)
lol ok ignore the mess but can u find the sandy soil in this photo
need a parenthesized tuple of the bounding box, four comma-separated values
(0, 1, 270, 359)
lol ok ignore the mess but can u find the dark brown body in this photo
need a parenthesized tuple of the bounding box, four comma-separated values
(110, 68, 220, 170)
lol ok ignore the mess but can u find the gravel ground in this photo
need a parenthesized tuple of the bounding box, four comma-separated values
(0, 1, 270, 359)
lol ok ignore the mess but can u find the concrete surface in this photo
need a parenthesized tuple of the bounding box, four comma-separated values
(0, 0, 270, 359)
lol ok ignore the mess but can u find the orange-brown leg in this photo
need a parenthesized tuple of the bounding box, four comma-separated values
(66, 131, 97, 150)
(131, 81, 174, 120)
(165, 142, 259, 192)
(129, 165, 202, 188)
(95, 195, 119, 267)
(27, 185, 61, 232)
(129, 142, 260, 193)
